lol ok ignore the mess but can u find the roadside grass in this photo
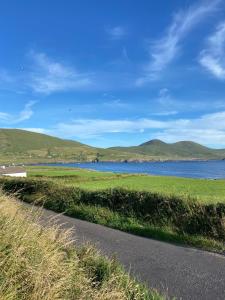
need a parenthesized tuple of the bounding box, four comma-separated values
(0, 191, 163, 300)
(1, 176, 225, 254)
(28, 166, 225, 204)
(65, 203, 225, 253)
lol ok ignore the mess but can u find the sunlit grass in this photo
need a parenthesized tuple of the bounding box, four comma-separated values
(0, 192, 163, 300)
(65, 203, 225, 253)
(28, 166, 225, 204)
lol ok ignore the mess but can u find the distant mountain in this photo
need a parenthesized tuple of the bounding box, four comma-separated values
(0, 129, 224, 164)
(109, 139, 225, 160)
(0, 129, 152, 164)
(0, 129, 96, 164)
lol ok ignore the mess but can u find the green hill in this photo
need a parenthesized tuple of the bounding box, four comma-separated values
(0, 129, 224, 163)
(0, 129, 150, 163)
(0, 129, 96, 163)
(109, 139, 225, 160)
(0, 129, 89, 152)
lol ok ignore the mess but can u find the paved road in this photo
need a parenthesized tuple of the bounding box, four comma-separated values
(29, 206, 225, 300)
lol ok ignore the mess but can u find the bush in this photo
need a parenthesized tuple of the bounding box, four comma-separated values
(0, 177, 225, 241)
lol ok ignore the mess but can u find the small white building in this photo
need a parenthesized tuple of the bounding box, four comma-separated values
(0, 166, 27, 177)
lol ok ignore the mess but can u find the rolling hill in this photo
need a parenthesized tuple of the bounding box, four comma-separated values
(0, 129, 224, 163)
(0, 129, 96, 163)
(0, 129, 151, 163)
(109, 139, 225, 160)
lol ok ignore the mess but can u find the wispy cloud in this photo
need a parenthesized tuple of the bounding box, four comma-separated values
(199, 21, 225, 79)
(20, 127, 47, 134)
(150, 111, 178, 117)
(155, 111, 225, 146)
(136, 0, 221, 85)
(106, 26, 127, 40)
(0, 101, 36, 124)
(29, 110, 225, 147)
(53, 118, 165, 138)
(28, 51, 92, 94)
(0, 69, 14, 84)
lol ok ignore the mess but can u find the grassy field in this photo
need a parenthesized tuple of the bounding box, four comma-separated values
(0, 191, 162, 300)
(28, 166, 225, 204)
(0, 165, 223, 253)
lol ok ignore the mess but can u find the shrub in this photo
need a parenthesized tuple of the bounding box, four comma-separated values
(0, 177, 224, 241)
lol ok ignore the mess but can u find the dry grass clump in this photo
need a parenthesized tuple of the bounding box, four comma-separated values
(0, 192, 162, 300)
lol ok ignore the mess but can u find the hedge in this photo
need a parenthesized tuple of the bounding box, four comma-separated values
(0, 177, 224, 240)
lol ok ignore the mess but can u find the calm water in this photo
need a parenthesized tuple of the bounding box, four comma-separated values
(43, 160, 225, 179)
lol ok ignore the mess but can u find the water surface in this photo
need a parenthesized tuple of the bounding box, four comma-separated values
(42, 160, 225, 179)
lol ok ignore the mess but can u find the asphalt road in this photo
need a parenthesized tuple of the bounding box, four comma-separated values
(30, 206, 225, 300)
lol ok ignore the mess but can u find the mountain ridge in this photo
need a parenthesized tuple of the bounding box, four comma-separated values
(0, 129, 225, 163)
(109, 139, 225, 160)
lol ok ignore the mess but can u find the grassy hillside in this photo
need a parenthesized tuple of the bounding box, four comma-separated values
(0, 192, 162, 299)
(0, 128, 95, 163)
(0, 129, 155, 163)
(0, 129, 225, 163)
(110, 139, 225, 160)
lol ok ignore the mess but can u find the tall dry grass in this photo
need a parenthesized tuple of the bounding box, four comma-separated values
(0, 192, 162, 300)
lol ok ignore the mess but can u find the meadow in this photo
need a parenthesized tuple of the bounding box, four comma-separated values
(0, 191, 162, 300)
(1, 166, 224, 253)
(28, 166, 225, 204)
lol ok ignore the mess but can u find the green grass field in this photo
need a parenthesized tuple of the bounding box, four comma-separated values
(1, 166, 224, 253)
(28, 166, 225, 204)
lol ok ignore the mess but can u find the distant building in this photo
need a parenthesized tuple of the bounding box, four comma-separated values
(0, 166, 27, 177)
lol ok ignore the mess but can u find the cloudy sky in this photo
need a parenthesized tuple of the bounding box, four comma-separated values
(1, 0, 225, 148)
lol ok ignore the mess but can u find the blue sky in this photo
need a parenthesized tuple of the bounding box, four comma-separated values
(1, 0, 225, 148)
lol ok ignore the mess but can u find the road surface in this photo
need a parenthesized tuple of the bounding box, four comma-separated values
(28, 206, 225, 300)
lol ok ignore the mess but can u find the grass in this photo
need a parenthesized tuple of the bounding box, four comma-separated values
(0, 191, 163, 300)
(1, 129, 224, 165)
(65, 202, 225, 253)
(28, 166, 225, 204)
(110, 139, 225, 159)
(0, 129, 162, 165)
(1, 172, 225, 254)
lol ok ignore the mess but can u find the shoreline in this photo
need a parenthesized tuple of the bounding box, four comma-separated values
(27, 160, 225, 180)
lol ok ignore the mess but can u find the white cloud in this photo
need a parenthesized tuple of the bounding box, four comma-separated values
(136, 0, 221, 85)
(54, 118, 166, 138)
(106, 26, 127, 40)
(199, 21, 225, 79)
(0, 101, 36, 124)
(156, 129, 225, 146)
(21, 127, 47, 134)
(28, 51, 92, 94)
(153, 111, 225, 146)
(36, 110, 225, 147)
(20, 110, 225, 147)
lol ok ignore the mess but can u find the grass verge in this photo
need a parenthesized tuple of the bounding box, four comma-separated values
(65, 203, 225, 253)
(0, 191, 163, 300)
(0, 177, 224, 253)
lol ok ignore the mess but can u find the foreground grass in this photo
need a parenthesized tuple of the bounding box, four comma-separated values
(1, 175, 225, 254)
(0, 192, 162, 300)
(28, 166, 225, 204)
